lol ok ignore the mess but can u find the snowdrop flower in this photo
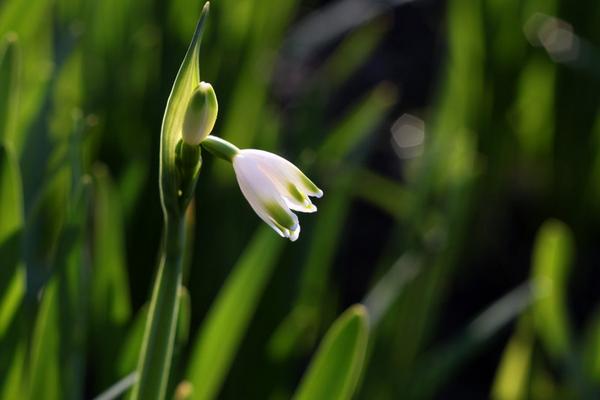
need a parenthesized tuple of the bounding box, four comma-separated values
(232, 149, 323, 241)
(201, 136, 323, 241)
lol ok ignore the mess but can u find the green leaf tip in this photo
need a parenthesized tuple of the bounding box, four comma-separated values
(293, 304, 370, 400)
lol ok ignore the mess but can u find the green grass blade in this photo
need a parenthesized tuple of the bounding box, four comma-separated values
(292, 304, 369, 400)
(531, 219, 573, 360)
(318, 83, 396, 164)
(28, 178, 90, 400)
(408, 283, 536, 398)
(185, 226, 285, 400)
(0, 143, 24, 337)
(0, 33, 19, 146)
(0, 143, 26, 400)
(91, 164, 132, 326)
(491, 316, 535, 400)
(117, 305, 148, 380)
(90, 164, 132, 388)
(352, 168, 411, 221)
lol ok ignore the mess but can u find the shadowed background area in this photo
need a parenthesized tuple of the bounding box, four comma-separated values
(1, 0, 600, 398)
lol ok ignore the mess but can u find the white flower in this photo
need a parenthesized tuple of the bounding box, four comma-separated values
(232, 149, 323, 241)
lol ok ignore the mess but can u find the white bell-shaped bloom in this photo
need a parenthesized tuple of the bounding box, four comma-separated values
(232, 149, 323, 241)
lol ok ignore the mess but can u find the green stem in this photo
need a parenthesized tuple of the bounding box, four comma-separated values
(132, 215, 185, 400)
(201, 135, 239, 162)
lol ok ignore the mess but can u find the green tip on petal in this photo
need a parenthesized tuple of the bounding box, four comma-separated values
(300, 174, 323, 197)
(265, 201, 297, 231)
(288, 183, 307, 203)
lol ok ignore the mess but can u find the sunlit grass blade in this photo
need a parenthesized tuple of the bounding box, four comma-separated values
(0, 142, 26, 400)
(91, 165, 132, 325)
(319, 19, 387, 87)
(0, 313, 26, 400)
(29, 178, 91, 400)
(292, 304, 369, 400)
(0, 33, 19, 146)
(362, 253, 421, 327)
(216, 0, 298, 151)
(93, 372, 139, 400)
(318, 83, 396, 164)
(352, 168, 411, 221)
(491, 315, 535, 400)
(582, 306, 600, 384)
(90, 164, 132, 388)
(531, 219, 573, 360)
(185, 226, 285, 400)
(117, 305, 148, 381)
(407, 283, 536, 398)
(0, 0, 53, 155)
(0, 143, 25, 337)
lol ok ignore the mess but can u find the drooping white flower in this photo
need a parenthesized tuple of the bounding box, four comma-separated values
(232, 149, 323, 241)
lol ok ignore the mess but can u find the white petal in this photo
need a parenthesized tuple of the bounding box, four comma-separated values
(241, 149, 323, 206)
(233, 154, 299, 237)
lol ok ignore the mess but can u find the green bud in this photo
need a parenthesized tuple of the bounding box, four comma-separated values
(182, 81, 218, 145)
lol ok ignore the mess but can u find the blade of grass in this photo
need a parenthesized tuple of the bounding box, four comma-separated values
(0, 33, 19, 146)
(292, 304, 370, 400)
(408, 282, 538, 398)
(185, 226, 285, 400)
(90, 164, 132, 389)
(0, 143, 25, 337)
(491, 315, 535, 400)
(28, 177, 91, 400)
(0, 143, 26, 400)
(531, 219, 573, 360)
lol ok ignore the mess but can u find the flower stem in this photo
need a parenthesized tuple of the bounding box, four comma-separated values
(131, 214, 185, 400)
(201, 135, 239, 162)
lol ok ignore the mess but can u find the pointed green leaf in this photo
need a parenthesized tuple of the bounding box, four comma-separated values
(186, 226, 285, 400)
(293, 305, 369, 400)
(160, 2, 209, 215)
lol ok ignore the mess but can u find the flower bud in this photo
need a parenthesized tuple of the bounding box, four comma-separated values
(182, 81, 218, 145)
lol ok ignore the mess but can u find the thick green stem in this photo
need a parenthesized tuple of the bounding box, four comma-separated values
(132, 215, 185, 400)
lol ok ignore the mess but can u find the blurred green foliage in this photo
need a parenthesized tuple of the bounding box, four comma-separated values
(0, 0, 599, 399)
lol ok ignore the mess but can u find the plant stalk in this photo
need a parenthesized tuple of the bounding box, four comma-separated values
(131, 214, 185, 400)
